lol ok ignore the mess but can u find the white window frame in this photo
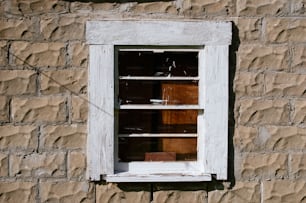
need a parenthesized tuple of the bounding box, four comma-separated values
(86, 20, 231, 182)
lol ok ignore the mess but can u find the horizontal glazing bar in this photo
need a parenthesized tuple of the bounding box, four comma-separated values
(118, 133, 197, 137)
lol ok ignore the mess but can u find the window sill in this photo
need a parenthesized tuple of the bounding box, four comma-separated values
(105, 172, 212, 182)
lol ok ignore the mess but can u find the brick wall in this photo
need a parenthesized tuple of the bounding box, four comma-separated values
(0, 0, 305, 202)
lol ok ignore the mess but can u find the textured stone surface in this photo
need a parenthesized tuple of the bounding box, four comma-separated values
(11, 96, 66, 123)
(263, 180, 306, 202)
(292, 45, 306, 71)
(208, 182, 260, 203)
(0, 18, 35, 40)
(40, 69, 87, 94)
(234, 71, 264, 97)
(10, 152, 65, 177)
(0, 182, 36, 203)
(6, 0, 68, 15)
(0, 152, 8, 176)
(0, 96, 8, 122)
(68, 42, 88, 67)
(238, 153, 288, 179)
(0, 41, 7, 65)
(153, 190, 206, 203)
(40, 15, 87, 41)
(237, 45, 289, 71)
(71, 95, 88, 122)
(0, 70, 36, 95)
(237, 99, 290, 125)
(40, 181, 94, 203)
(237, 0, 288, 16)
(237, 18, 261, 42)
(293, 100, 306, 124)
(290, 153, 306, 178)
(0, 125, 37, 150)
(266, 18, 306, 43)
(127, 2, 176, 15)
(96, 183, 150, 203)
(265, 73, 306, 96)
(10, 42, 66, 67)
(68, 151, 86, 179)
(234, 126, 258, 152)
(291, 0, 306, 15)
(42, 124, 86, 149)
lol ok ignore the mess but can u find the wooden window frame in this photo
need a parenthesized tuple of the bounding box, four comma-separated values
(86, 20, 232, 182)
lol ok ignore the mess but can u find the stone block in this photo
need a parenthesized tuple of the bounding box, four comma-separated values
(10, 42, 66, 67)
(40, 181, 94, 203)
(234, 126, 258, 152)
(237, 0, 288, 16)
(263, 180, 306, 202)
(68, 42, 88, 67)
(153, 190, 206, 203)
(0, 153, 8, 176)
(292, 100, 306, 124)
(42, 124, 86, 149)
(71, 95, 88, 122)
(70, 2, 93, 13)
(10, 152, 65, 177)
(0, 182, 36, 203)
(237, 99, 290, 125)
(265, 72, 306, 96)
(6, 0, 68, 15)
(0, 125, 37, 150)
(290, 153, 306, 178)
(234, 71, 264, 97)
(68, 151, 86, 179)
(0, 18, 35, 40)
(40, 69, 87, 95)
(237, 153, 288, 179)
(266, 18, 306, 43)
(0, 96, 8, 122)
(292, 45, 306, 71)
(208, 181, 260, 203)
(96, 183, 150, 203)
(130, 2, 177, 15)
(237, 45, 289, 71)
(11, 96, 67, 123)
(0, 41, 7, 65)
(0, 70, 36, 95)
(236, 18, 261, 42)
(291, 0, 306, 15)
(40, 15, 87, 41)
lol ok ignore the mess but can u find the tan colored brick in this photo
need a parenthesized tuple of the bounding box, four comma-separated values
(0, 125, 37, 150)
(292, 45, 306, 71)
(0, 41, 7, 65)
(130, 2, 176, 15)
(208, 182, 260, 203)
(10, 42, 66, 67)
(291, 0, 306, 15)
(237, 45, 289, 71)
(234, 71, 264, 97)
(0, 182, 36, 203)
(238, 153, 288, 179)
(0, 96, 8, 122)
(0, 70, 36, 95)
(40, 181, 94, 203)
(290, 153, 306, 178)
(11, 96, 67, 123)
(40, 69, 87, 95)
(69, 42, 88, 67)
(0, 153, 8, 176)
(68, 151, 86, 179)
(0, 18, 35, 40)
(263, 180, 306, 202)
(265, 73, 306, 96)
(96, 183, 150, 203)
(293, 100, 306, 124)
(10, 152, 65, 177)
(40, 15, 86, 41)
(70, 2, 93, 13)
(237, 99, 290, 125)
(154, 190, 206, 203)
(72, 95, 88, 122)
(237, 18, 261, 42)
(266, 18, 306, 43)
(234, 126, 258, 152)
(237, 0, 288, 16)
(6, 0, 68, 15)
(42, 124, 86, 149)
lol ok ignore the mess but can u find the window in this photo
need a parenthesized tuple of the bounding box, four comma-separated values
(86, 21, 231, 182)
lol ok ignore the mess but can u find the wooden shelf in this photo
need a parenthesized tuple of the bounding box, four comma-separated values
(118, 133, 197, 138)
(119, 104, 201, 110)
(119, 76, 199, 81)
